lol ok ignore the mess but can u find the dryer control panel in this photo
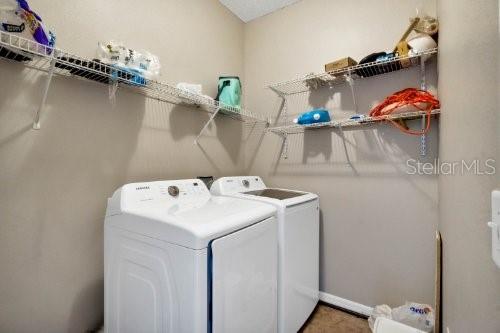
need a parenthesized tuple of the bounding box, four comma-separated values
(211, 176, 267, 195)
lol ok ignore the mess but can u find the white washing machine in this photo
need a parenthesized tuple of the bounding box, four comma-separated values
(210, 176, 319, 333)
(104, 179, 278, 333)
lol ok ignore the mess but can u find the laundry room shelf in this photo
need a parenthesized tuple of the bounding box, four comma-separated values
(0, 31, 268, 133)
(268, 48, 438, 96)
(267, 109, 441, 135)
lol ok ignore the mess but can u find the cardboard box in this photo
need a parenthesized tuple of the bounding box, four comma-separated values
(325, 57, 357, 73)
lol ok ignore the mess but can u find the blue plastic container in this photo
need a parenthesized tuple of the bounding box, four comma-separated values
(294, 109, 331, 125)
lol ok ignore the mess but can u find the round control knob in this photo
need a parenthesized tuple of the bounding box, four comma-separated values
(168, 186, 180, 197)
(242, 180, 250, 188)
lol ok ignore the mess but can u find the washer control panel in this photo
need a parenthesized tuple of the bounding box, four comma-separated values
(211, 176, 267, 195)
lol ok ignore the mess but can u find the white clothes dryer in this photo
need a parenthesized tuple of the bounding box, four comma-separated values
(104, 179, 278, 333)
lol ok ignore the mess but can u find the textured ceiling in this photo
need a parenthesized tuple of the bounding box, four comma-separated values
(219, 0, 302, 22)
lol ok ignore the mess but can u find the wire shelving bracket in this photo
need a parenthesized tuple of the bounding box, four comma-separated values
(0, 31, 268, 137)
(33, 56, 56, 129)
(346, 70, 358, 114)
(194, 107, 220, 145)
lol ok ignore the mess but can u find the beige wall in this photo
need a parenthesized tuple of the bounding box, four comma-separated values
(244, 0, 440, 308)
(0, 0, 245, 332)
(438, 0, 500, 332)
(2, 1, 498, 332)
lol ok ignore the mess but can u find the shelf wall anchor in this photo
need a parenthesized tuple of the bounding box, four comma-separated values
(33, 57, 56, 130)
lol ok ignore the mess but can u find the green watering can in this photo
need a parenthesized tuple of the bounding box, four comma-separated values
(215, 76, 241, 110)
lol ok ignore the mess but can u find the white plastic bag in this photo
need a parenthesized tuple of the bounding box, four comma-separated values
(97, 41, 161, 80)
(0, 0, 56, 54)
(0, 0, 27, 39)
(176, 82, 202, 95)
(391, 302, 435, 333)
(368, 304, 393, 331)
(97, 41, 126, 65)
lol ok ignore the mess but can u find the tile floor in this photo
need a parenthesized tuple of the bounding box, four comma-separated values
(301, 304, 372, 333)
(94, 304, 371, 333)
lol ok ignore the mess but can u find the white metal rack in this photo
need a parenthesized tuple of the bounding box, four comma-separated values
(269, 109, 440, 160)
(269, 109, 441, 135)
(267, 48, 438, 159)
(0, 31, 268, 144)
(268, 48, 437, 96)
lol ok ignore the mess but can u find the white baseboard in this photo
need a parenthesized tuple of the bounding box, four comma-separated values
(319, 291, 374, 317)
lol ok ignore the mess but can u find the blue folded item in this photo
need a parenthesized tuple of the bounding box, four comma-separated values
(111, 66, 147, 86)
(294, 109, 331, 125)
(350, 114, 367, 121)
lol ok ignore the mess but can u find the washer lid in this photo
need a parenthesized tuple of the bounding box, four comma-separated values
(211, 176, 318, 207)
(243, 188, 307, 200)
(105, 179, 276, 249)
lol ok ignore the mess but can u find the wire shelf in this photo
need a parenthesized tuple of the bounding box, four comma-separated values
(0, 30, 268, 124)
(268, 109, 441, 135)
(268, 48, 438, 96)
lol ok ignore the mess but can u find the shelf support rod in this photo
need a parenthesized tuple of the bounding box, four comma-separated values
(281, 132, 289, 160)
(281, 95, 288, 126)
(278, 96, 289, 159)
(194, 107, 220, 145)
(347, 70, 358, 113)
(420, 59, 427, 91)
(33, 56, 56, 129)
(419, 59, 427, 157)
(420, 115, 427, 157)
(274, 96, 286, 126)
